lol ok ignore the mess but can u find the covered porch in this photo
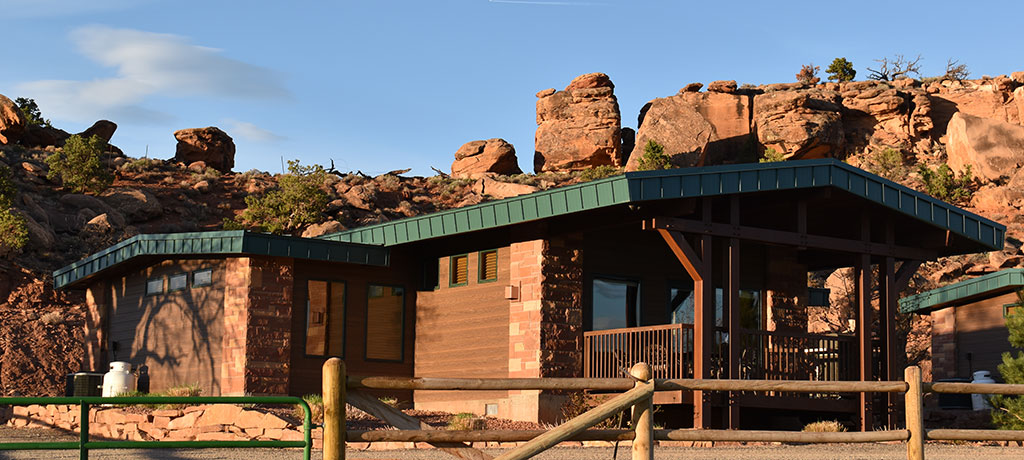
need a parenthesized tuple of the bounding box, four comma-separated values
(575, 174, 998, 430)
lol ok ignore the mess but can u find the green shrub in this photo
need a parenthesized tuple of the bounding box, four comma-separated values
(868, 147, 905, 180)
(991, 292, 1024, 430)
(636, 140, 671, 171)
(759, 147, 786, 163)
(446, 413, 484, 430)
(120, 157, 163, 173)
(0, 165, 27, 254)
(14, 97, 50, 127)
(917, 163, 973, 204)
(233, 160, 330, 234)
(826, 58, 857, 82)
(579, 165, 622, 182)
(46, 134, 112, 193)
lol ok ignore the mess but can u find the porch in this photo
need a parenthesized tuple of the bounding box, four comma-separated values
(583, 324, 863, 415)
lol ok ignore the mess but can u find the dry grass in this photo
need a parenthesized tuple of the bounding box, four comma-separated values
(446, 412, 485, 430)
(802, 420, 848, 432)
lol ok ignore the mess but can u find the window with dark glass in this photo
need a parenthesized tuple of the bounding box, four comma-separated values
(366, 285, 404, 361)
(450, 255, 468, 287)
(479, 250, 498, 283)
(305, 280, 345, 357)
(669, 286, 761, 329)
(423, 258, 440, 290)
(192, 269, 213, 287)
(168, 273, 187, 292)
(145, 278, 164, 296)
(591, 278, 640, 330)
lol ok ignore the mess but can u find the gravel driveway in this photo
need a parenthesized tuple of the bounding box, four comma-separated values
(1, 426, 1022, 460)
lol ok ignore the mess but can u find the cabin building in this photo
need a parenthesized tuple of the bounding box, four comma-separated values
(900, 269, 1024, 382)
(55, 159, 1005, 430)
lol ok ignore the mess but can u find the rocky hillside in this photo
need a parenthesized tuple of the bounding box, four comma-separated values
(1, 68, 1023, 394)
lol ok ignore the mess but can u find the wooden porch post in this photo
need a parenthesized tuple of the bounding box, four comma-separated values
(727, 196, 741, 429)
(857, 212, 873, 431)
(655, 224, 711, 429)
(881, 256, 898, 428)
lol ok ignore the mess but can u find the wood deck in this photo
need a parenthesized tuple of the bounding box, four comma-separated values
(583, 324, 860, 412)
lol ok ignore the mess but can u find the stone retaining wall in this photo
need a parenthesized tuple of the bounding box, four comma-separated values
(5, 403, 322, 448)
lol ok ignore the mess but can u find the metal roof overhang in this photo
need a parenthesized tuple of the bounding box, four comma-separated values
(53, 230, 389, 289)
(318, 159, 1005, 254)
(899, 268, 1024, 314)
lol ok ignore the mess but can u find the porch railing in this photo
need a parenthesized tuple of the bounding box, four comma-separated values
(584, 324, 857, 385)
(583, 323, 694, 379)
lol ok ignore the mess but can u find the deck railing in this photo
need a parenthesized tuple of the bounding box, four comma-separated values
(738, 329, 857, 382)
(584, 323, 694, 379)
(584, 324, 857, 385)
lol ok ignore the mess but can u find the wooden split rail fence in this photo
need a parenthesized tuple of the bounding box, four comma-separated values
(321, 359, 1024, 460)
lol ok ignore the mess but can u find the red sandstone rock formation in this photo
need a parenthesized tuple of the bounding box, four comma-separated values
(450, 138, 521, 178)
(946, 112, 1024, 183)
(173, 127, 236, 173)
(0, 94, 25, 145)
(534, 73, 621, 172)
(754, 88, 844, 160)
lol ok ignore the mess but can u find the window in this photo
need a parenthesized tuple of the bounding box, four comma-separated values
(450, 254, 469, 287)
(305, 280, 345, 357)
(669, 286, 760, 330)
(192, 269, 213, 287)
(591, 278, 640, 330)
(1004, 304, 1024, 318)
(145, 278, 164, 295)
(479, 250, 498, 283)
(423, 258, 440, 291)
(168, 273, 187, 292)
(366, 285, 404, 361)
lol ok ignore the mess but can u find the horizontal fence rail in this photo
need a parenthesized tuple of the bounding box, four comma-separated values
(325, 359, 1024, 460)
(0, 396, 313, 460)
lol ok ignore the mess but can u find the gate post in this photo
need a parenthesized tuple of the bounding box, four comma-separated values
(904, 366, 924, 460)
(324, 358, 347, 460)
(630, 362, 654, 460)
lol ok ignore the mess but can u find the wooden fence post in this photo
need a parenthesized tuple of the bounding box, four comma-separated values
(904, 366, 924, 460)
(324, 358, 346, 460)
(630, 362, 653, 460)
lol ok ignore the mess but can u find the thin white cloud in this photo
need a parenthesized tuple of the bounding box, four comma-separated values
(223, 119, 286, 143)
(16, 26, 288, 123)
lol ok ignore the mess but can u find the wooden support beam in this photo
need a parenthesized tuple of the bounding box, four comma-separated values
(857, 212, 873, 431)
(346, 391, 494, 460)
(693, 200, 714, 429)
(727, 196, 741, 430)
(656, 229, 704, 281)
(647, 217, 936, 261)
(894, 260, 923, 292)
(881, 256, 898, 428)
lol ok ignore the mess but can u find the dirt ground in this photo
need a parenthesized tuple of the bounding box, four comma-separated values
(1, 426, 1022, 460)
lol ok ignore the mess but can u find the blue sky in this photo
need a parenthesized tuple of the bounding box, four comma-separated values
(1, 0, 1019, 176)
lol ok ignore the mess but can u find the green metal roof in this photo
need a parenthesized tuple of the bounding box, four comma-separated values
(899, 269, 1024, 314)
(320, 159, 1005, 252)
(53, 231, 389, 289)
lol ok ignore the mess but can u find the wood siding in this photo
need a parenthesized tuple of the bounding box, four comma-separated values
(955, 291, 1018, 380)
(108, 259, 226, 396)
(290, 257, 416, 398)
(415, 248, 511, 405)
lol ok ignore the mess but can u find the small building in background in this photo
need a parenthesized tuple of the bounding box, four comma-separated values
(901, 269, 1024, 382)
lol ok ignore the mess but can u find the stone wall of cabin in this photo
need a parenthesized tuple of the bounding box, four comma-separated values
(508, 236, 583, 423)
(764, 246, 809, 332)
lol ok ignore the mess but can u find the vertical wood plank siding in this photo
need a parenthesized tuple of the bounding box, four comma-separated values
(108, 259, 226, 396)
